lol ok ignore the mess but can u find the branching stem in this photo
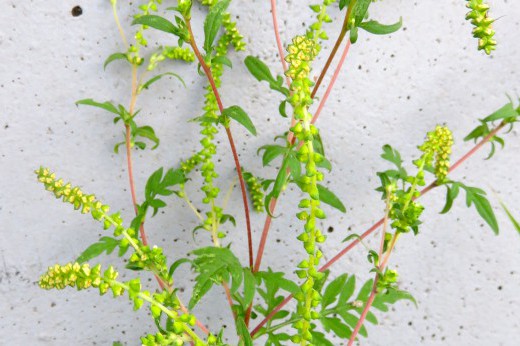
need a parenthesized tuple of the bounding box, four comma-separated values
(186, 18, 254, 270)
(251, 122, 507, 336)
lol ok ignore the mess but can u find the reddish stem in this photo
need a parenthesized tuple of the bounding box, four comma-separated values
(311, 39, 351, 125)
(186, 19, 254, 269)
(125, 124, 149, 246)
(251, 122, 506, 335)
(348, 278, 378, 346)
(270, 0, 290, 87)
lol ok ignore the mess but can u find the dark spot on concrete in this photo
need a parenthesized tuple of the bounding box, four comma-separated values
(71, 6, 83, 17)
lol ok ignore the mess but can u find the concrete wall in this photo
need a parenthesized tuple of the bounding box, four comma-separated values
(1, 0, 519, 345)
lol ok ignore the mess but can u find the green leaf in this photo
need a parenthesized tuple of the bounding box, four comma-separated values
(223, 105, 257, 135)
(462, 185, 499, 234)
(372, 288, 417, 311)
(212, 55, 233, 68)
(76, 237, 119, 263)
(75, 99, 120, 115)
(258, 145, 287, 166)
(440, 182, 460, 214)
(482, 102, 518, 122)
(243, 268, 256, 307)
(278, 100, 288, 118)
(236, 317, 253, 346)
(358, 18, 403, 35)
(139, 72, 186, 92)
(311, 331, 334, 346)
(381, 144, 403, 167)
(338, 275, 356, 304)
(135, 125, 160, 150)
(132, 15, 179, 35)
(189, 246, 243, 309)
(286, 152, 302, 180)
(203, 0, 231, 53)
(322, 274, 348, 309)
(168, 258, 191, 279)
(339, 0, 350, 10)
(352, 0, 372, 25)
(464, 122, 489, 142)
(498, 200, 520, 236)
(321, 317, 352, 338)
(317, 184, 346, 213)
(104, 52, 129, 70)
(244, 56, 289, 96)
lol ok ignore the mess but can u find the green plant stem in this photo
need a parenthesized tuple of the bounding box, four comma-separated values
(185, 18, 254, 269)
(250, 121, 507, 336)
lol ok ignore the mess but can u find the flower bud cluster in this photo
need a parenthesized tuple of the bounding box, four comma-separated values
(35, 167, 129, 236)
(39, 262, 118, 295)
(466, 0, 496, 54)
(179, 8, 245, 238)
(243, 171, 265, 212)
(130, 0, 164, 65)
(141, 332, 184, 346)
(418, 125, 453, 184)
(147, 46, 195, 71)
(308, 0, 336, 41)
(285, 36, 319, 83)
(129, 245, 169, 280)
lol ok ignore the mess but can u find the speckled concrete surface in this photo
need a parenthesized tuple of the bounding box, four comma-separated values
(1, 1, 519, 345)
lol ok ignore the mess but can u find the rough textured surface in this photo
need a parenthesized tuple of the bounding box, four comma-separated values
(1, 0, 519, 345)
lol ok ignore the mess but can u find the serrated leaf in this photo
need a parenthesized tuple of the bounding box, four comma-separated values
(104, 52, 129, 70)
(76, 237, 119, 263)
(223, 105, 257, 135)
(338, 274, 356, 304)
(321, 317, 351, 338)
(358, 18, 402, 35)
(317, 184, 346, 213)
(322, 274, 348, 309)
(203, 0, 231, 53)
(139, 72, 186, 93)
(381, 144, 403, 167)
(75, 99, 121, 115)
(311, 331, 334, 346)
(132, 15, 179, 35)
(189, 247, 243, 309)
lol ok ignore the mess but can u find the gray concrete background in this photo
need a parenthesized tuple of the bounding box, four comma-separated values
(1, 0, 519, 345)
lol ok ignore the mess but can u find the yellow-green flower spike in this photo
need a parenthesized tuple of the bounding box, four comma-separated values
(418, 126, 454, 184)
(39, 262, 117, 294)
(147, 46, 195, 71)
(285, 34, 326, 344)
(466, 0, 497, 54)
(243, 171, 265, 212)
